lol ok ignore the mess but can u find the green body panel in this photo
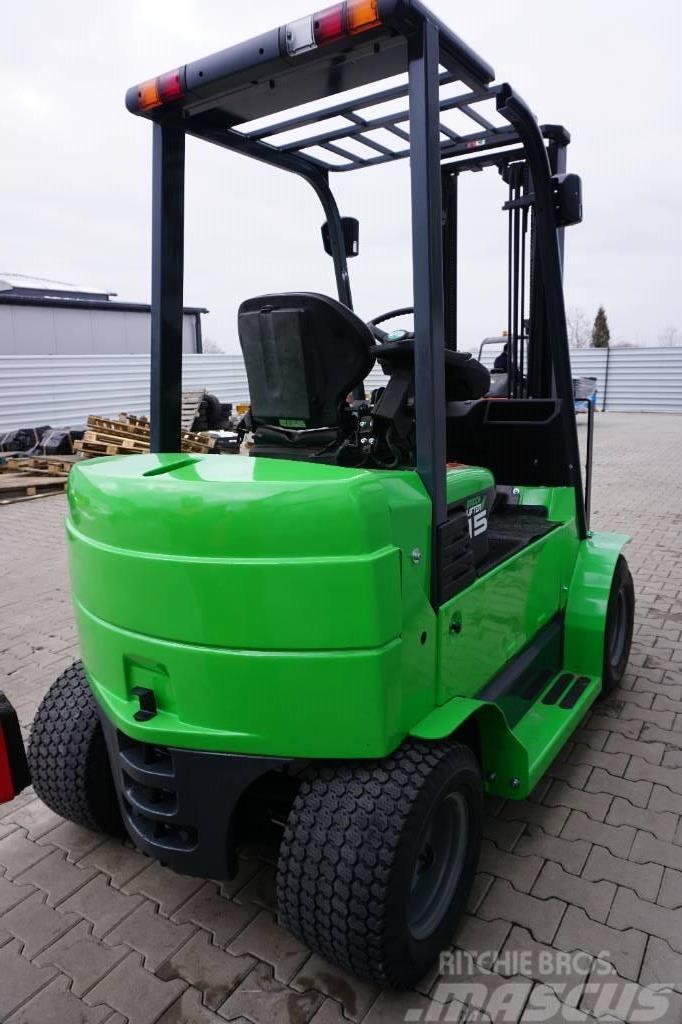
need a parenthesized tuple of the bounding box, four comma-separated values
(436, 519, 578, 703)
(67, 453, 627, 791)
(563, 530, 630, 677)
(68, 455, 486, 758)
(411, 524, 629, 797)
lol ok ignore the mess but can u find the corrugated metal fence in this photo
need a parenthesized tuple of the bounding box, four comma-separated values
(0, 348, 680, 431)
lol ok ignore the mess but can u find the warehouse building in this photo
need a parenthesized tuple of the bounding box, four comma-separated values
(0, 274, 207, 354)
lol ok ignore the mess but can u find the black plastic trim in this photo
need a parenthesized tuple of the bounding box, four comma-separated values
(477, 617, 563, 705)
(98, 710, 293, 879)
(521, 667, 553, 702)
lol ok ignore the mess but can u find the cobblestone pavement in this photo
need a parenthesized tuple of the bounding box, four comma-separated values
(1, 412, 681, 1024)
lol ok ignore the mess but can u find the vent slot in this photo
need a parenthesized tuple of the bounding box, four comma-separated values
(436, 504, 475, 603)
(560, 676, 591, 709)
(542, 672, 575, 706)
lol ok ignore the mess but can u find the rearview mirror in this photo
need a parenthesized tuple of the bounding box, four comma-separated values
(552, 173, 583, 227)
(321, 217, 359, 258)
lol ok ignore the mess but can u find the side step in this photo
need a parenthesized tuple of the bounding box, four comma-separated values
(508, 670, 601, 796)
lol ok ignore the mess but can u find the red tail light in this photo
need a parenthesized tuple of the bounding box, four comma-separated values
(136, 68, 184, 112)
(314, 4, 346, 45)
(158, 70, 183, 104)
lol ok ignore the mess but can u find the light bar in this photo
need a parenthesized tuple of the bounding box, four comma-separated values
(286, 0, 382, 56)
(136, 68, 184, 112)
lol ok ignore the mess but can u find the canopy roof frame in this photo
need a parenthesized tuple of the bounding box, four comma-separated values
(131, 0, 586, 606)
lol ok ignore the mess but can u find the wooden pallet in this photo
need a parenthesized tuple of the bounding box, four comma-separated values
(74, 415, 217, 458)
(90, 416, 150, 441)
(74, 439, 144, 457)
(0, 473, 68, 505)
(15, 456, 77, 474)
(0, 456, 78, 477)
(82, 430, 149, 452)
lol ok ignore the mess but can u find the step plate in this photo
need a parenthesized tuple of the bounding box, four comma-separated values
(507, 670, 601, 797)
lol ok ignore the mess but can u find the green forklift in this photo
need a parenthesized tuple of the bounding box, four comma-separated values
(28, 0, 634, 987)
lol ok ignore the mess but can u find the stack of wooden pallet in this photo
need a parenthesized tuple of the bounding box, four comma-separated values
(1, 456, 76, 476)
(0, 456, 73, 505)
(73, 415, 217, 458)
(181, 390, 206, 431)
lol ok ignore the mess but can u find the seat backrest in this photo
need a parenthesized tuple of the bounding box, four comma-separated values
(238, 293, 375, 428)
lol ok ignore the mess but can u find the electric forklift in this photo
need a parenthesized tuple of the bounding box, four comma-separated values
(28, 0, 634, 987)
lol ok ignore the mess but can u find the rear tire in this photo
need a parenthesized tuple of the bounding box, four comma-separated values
(276, 741, 482, 988)
(601, 555, 635, 694)
(27, 661, 123, 835)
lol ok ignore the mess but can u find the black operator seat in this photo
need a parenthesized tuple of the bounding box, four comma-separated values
(372, 339, 490, 402)
(238, 293, 375, 457)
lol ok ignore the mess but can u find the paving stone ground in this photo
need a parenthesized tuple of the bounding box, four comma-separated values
(1, 412, 681, 1024)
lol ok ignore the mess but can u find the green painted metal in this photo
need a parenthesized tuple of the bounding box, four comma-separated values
(512, 672, 601, 792)
(436, 520, 578, 704)
(564, 530, 629, 677)
(68, 456, 483, 757)
(410, 523, 629, 798)
(67, 454, 628, 792)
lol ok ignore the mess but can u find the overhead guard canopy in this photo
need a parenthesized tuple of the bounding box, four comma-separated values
(125, 1, 569, 177)
(127, 0, 494, 123)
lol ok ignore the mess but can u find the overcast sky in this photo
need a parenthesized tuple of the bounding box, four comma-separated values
(2, 1, 680, 351)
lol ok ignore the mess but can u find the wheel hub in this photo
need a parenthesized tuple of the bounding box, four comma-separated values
(408, 791, 469, 941)
(609, 589, 628, 667)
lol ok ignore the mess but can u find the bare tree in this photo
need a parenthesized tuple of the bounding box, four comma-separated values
(658, 326, 681, 347)
(201, 337, 226, 353)
(566, 306, 591, 349)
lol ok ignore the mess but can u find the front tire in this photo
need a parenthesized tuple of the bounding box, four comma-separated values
(601, 555, 635, 694)
(276, 741, 482, 988)
(27, 661, 123, 835)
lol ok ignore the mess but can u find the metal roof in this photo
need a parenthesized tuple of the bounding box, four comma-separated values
(0, 293, 208, 315)
(0, 273, 115, 300)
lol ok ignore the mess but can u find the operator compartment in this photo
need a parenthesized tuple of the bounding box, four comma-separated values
(237, 291, 491, 470)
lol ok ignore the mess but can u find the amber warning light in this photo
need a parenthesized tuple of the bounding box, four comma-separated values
(133, 1, 382, 113)
(136, 69, 184, 112)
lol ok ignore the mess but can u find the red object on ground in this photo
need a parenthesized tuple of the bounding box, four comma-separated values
(0, 694, 30, 804)
(0, 723, 15, 802)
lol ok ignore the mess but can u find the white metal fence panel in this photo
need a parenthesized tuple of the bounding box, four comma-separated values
(592, 348, 682, 413)
(1, 355, 152, 430)
(0, 348, 680, 432)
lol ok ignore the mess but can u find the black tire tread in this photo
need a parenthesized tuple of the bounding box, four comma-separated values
(602, 555, 635, 694)
(276, 740, 478, 987)
(27, 661, 122, 834)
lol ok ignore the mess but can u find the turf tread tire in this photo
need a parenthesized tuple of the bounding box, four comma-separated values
(27, 660, 123, 835)
(601, 555, 635, 694)
(276, 740, 481, 988)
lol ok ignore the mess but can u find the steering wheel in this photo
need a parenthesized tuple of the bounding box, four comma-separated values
(367, 307, 414, 343)
(367, 305, 491, 401)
